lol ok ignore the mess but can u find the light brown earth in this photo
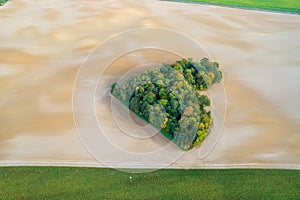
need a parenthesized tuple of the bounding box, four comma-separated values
(0, 0, 299, 169)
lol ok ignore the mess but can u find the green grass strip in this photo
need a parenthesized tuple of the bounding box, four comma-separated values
(0, 166, 299, 199)
(163, 0, 300, 14)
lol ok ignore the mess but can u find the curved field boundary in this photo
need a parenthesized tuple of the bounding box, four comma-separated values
(162, 0, 300, 15)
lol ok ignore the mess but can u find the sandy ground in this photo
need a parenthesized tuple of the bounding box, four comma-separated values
(0, 0, 299, 169)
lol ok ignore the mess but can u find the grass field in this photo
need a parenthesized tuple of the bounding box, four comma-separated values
(164, 0, 300, 13)
(0, 167, 299, 199)
(0, 0, 8, 6)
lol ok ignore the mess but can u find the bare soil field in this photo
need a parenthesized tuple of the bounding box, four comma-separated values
(0, 0, 299, 168)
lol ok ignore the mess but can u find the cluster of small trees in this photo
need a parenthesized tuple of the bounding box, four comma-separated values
(171, 57, 222, 91)
(111, 58, 222, 150)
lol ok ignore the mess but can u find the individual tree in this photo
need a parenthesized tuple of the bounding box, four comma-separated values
(142, 90, 155, 104)
(198, 94, 211, 107)
(129, 97, 140, 114)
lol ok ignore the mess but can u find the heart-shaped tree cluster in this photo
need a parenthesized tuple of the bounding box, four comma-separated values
(111, 58, 222, 150)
